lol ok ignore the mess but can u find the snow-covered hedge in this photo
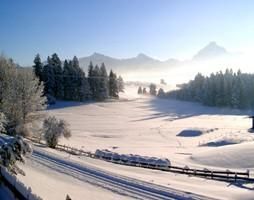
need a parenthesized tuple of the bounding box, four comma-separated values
(1, 167, 43, 200)
(95, 149, 171, 168)
(0, 134, 32, 174)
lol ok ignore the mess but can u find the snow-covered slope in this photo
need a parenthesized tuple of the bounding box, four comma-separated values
(18, 86, 254, 199)
(191, 142, 254, 169)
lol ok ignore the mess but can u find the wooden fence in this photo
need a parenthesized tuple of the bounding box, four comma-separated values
(53, 143, 253, 183)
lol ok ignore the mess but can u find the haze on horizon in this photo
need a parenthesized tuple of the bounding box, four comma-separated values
(1, 0, 254, 66)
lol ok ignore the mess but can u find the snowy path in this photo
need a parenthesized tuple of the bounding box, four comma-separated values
(30, 148, 217, 200)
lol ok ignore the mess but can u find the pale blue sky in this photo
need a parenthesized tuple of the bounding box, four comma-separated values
(0, 0, 254, 65)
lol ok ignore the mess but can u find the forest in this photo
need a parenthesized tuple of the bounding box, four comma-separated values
(166, 69, 254, 109)
(33, 53, 124, 104)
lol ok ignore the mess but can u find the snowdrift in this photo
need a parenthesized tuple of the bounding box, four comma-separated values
(191, 141, 254, 169)
(95, 149, 171, 168)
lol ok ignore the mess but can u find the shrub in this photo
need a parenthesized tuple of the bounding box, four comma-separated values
(43, 116, 71, 148)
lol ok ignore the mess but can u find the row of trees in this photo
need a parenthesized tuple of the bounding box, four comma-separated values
(137, 83, 165, 97)
(0, 56, 71, 145)
(167, 69, 254, 109)
(137, 84, 156, 95)
(33, 53, 124, 103)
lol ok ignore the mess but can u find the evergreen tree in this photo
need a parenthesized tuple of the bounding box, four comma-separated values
(117, 76, 124, 92)
(109, 70, 119, 98)
(93, 65, 101, 100)
(32, 54, 43, 82)
(72, 56, 83, 100)
(80, 77, 92, 101)
(42, 56, 56, 101)
(98, 63, 109, 100)
(51, 53, 64, 99)
(143, 87, 147, 94)
(157, 88, 165, 97)
(138, 86, 143, 94)
(63, 60, 73, 100)
(149, 83, 157, 96)
(88, 62, 95, 98)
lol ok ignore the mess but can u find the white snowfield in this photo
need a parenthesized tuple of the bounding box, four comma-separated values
(18, 85, 254, 199)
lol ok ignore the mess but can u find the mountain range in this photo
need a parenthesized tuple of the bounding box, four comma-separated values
(79, 42, 230, 73)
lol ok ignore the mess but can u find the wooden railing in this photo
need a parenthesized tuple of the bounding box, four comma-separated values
(28, 138, 253, 183)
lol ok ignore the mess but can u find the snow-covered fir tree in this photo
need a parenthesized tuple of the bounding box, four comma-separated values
(109, 70, 119, 98)
(149, 83, 157, 96)
(51, 53, 64, 99)
(137, 86, 143, 94)
(32, 54, 43, 82)
(117, 76, 124, 92)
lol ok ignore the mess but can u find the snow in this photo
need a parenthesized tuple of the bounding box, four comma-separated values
(18, 85, 254, 199)
(18, 159, 133, 200)
(191, 142, 254, 169)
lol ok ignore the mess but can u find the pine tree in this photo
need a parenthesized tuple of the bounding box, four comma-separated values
(117, 76, 124, 92)
(109, 70, 119, 98)
(143, 87, 147, 94)
(51, 53, 64, 99)
(72, 56, 91, 101)
(88, 62, 95, 98)
(138, 86, 142, 94)
(157, 88, 165, 97)
(32, 54, 43, 82)
(149, 83, 157, 96)
(42, 56, 56, 102)
(98, 63, 109, 100)
(93, 65, 101, 100)
(80, 77, 92, 101)
(63, 60, 72, 100)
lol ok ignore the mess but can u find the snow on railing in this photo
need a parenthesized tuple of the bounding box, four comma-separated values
(0, 166, 43, 200)
(29, 138, 253, 183)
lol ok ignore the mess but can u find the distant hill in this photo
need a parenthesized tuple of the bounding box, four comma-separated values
(79, 42, 230, 73)
(193, 42, 229, 60)
(79, 52, 179, 73)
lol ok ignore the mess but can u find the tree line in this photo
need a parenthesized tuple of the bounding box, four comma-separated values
(33, 53, 124, 103)
(137, 83, 165, 97)
(167, 69, 254, 109)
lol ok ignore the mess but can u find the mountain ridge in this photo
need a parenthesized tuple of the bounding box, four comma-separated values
(79, 42, 229, 73)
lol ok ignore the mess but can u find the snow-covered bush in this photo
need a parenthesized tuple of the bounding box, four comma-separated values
(0, 134, 32, 175)
(43, 116, 71, 148)
(95, 149, 171, 168)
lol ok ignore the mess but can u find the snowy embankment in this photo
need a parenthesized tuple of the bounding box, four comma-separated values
(19, 85, 254, 199)
(31, 147, 216, 200)
(191, 142, 254, 169)
(18, 145, 254, 200)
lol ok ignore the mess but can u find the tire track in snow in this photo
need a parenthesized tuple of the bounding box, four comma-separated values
(30, 149, 217, 200)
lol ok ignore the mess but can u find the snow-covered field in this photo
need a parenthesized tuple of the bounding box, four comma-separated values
(18, 84, 254, 199)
